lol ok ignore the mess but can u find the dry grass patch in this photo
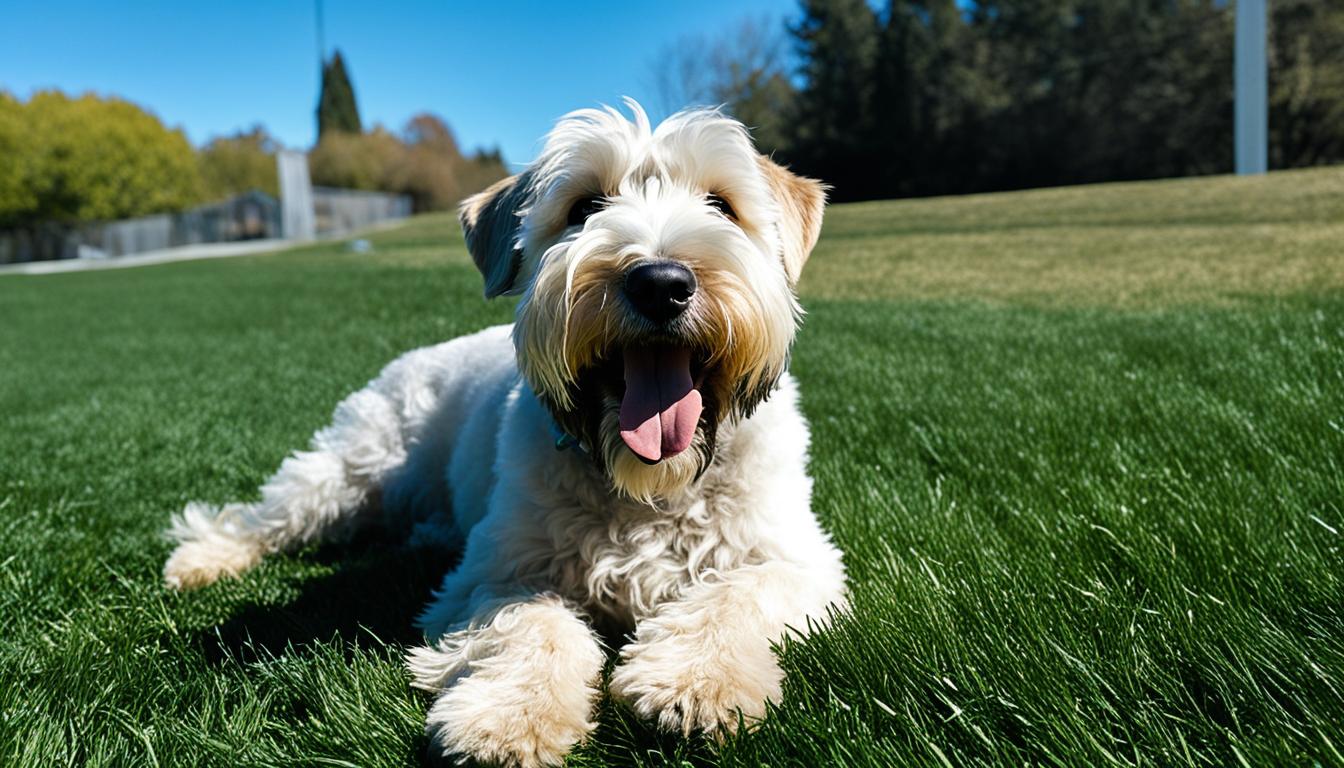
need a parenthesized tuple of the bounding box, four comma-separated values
(803, 166, 1344, 306)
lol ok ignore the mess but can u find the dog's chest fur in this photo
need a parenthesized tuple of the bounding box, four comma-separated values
(385, 326, 811, 636)
(504, 405, 768, 628)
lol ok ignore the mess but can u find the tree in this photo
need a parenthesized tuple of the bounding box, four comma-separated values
(650, 17, 796, 154)
(403, 113, 461, 157)
(198, 126, 280, 200)
(871, 0, 988, 196)
(1270, 0, 1344, 168)
(455, 147, 511, 205)
(16, 91, 202, 224)
(0, 92, 37, 227)
(393, 113, 467, 212)
(308, 127, 403, 191)
(308, 114, 509, 213)
(787, 0, 881, 201)
(782, 0, 1247, 199)
(317, 50, 362, 139)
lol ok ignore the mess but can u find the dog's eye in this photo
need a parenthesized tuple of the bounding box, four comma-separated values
(706, 193, 737, 221)
(567, 195, 605, 227)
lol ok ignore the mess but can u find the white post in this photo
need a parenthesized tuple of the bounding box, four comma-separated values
(1235, 0, 1268, 175)
(277, 150, 316, 241)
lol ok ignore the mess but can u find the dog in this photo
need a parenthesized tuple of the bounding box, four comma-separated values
(163, 100, 848, 767)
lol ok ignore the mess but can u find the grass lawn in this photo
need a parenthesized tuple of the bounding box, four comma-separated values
(2, 167, 1343, 766)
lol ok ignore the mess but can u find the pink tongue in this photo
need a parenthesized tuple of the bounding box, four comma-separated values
(619, 346, 703, 463)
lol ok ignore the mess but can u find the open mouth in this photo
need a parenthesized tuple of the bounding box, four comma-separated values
(613, 344, 706, 464)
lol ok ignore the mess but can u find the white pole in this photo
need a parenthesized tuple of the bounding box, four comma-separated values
(277, 151, 316, 241)
(1235, 0, 1267, 175)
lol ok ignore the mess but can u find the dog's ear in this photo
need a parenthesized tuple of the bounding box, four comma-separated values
(459, 173, 531, 298)
(758, 155, 827, 285)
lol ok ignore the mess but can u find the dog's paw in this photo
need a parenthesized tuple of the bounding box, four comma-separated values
(424, 672, 598, 768)
(609, 618, 783, 737)
(415, 597, 605, 767)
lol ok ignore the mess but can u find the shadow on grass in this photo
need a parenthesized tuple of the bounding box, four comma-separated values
(196, 532, 453, 665)
(173, 529, 450, 765)
(185, 531, 721, 766)
(573, 693, 720, 767)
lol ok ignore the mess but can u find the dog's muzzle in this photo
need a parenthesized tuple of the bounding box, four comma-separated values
(616, 260, 703, 464)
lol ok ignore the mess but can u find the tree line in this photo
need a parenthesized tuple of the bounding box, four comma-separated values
(0, 91, 203, 227)
(662, 0, 1344, 202)
(306, 51, 508, 215)
(0, 49, 507, 231)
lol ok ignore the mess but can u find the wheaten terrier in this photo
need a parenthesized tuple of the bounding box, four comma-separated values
(164, 100, 847, 767)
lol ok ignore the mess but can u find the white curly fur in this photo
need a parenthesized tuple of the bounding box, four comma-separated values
(164, 101, 847, 767)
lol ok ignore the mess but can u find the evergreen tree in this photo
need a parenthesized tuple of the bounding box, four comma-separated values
(786, 0, 881, 201)
(872, 0, 984, 196)
(1270, 0, 1344, 168)
(785, 0, 1344, 200)
(317, 50, 362, 139)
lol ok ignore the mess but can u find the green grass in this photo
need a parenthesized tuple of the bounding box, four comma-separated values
(3, 167, 1343, 766)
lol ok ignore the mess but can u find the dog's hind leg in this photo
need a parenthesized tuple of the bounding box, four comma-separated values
(162, 326, 517, 590)
(161, 349, 445, 590)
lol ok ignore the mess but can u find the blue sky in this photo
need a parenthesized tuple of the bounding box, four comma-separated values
(0, 0, 797, 166)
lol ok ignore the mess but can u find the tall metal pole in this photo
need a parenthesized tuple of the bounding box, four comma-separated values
(315, 0, 326, 65)
(1235, 0, 1267, 175)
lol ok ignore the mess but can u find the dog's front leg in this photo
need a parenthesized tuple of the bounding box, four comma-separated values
(610, 559, 846, 737)
(406, 591, 605, 768)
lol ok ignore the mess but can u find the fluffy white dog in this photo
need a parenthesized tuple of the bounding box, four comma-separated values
(163, 100, 847, 767)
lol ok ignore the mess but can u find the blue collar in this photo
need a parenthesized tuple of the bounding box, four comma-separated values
(550, 418, 588, 454)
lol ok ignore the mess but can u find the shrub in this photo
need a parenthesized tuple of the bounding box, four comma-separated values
(198, 126, 280, 201)
(308, 127, 405, 191)
(0, 91, 204, 226)
(309, 114, 507, 213)
(0, 93, 38, 227)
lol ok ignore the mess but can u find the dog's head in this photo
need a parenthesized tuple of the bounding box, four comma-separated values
(460, 100, 825, 502)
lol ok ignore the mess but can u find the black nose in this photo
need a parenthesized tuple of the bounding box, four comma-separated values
(623, 261, 696, 323)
